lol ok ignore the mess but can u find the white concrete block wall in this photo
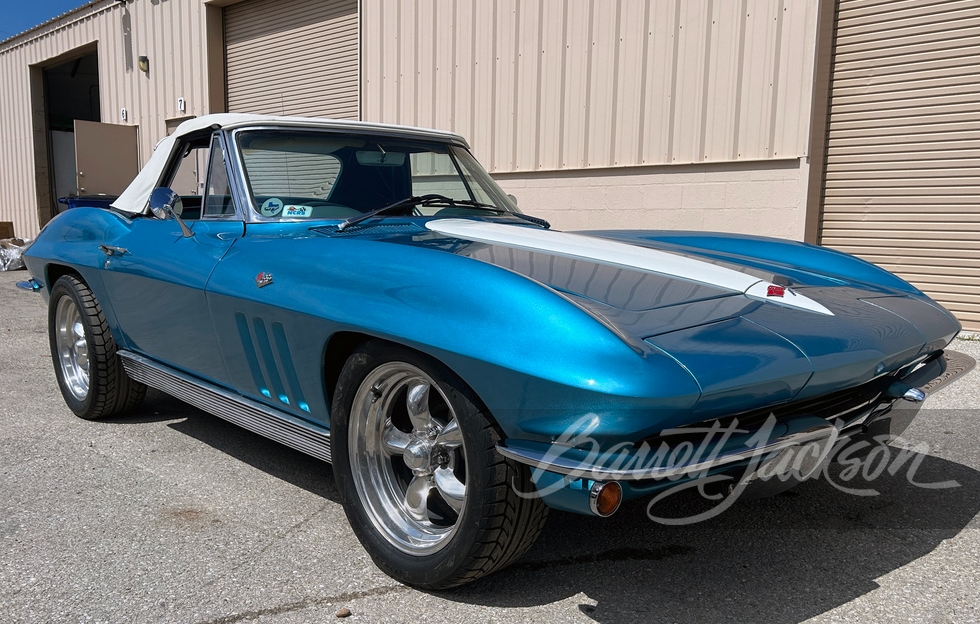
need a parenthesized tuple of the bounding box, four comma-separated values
(493, 158, 807, 241)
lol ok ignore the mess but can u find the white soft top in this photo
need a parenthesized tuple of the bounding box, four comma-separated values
(110, 113, 469, 215)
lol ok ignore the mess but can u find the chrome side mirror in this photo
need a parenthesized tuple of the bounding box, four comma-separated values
(148, 187, 194, 237)
(149, 186, 182, 219)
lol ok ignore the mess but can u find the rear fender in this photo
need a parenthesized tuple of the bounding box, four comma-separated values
(23, 209, 134, 348)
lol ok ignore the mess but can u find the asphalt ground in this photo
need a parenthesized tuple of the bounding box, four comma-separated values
(2, 269, 979, 624)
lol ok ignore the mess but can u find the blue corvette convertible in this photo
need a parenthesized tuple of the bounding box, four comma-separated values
(21, 114, 974, 588)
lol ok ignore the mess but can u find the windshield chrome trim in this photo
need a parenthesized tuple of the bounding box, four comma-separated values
(228, 126, 491, 224)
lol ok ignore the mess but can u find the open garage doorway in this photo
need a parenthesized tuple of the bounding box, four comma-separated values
(30, 46, 139, 225)
(43, 50, 101, 210)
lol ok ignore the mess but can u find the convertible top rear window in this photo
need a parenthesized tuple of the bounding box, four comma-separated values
(242, 149, 341, 200)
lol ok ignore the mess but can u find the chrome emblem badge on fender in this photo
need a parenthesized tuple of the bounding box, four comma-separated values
(255, 272, 274, 288)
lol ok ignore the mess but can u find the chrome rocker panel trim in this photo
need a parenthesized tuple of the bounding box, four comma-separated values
(119, 351, 332, 464)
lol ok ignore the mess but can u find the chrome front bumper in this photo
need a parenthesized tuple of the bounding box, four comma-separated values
(496, 350, 976, 483)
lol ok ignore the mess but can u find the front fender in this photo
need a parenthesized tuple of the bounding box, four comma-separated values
(206, 227, 702, 443)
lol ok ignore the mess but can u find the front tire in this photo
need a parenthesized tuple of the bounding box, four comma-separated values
(48, 275, 146, 419)
(331, 341, 548, 589)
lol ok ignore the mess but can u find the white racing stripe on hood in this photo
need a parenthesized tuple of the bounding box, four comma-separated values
(426, 219, 833, 316)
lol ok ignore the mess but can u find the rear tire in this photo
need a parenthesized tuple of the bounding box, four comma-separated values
(48, 275, 146, 420)
(331, 340, 548, 589)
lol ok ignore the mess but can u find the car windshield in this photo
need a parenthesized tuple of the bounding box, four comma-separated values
(235, 129, 518, 220)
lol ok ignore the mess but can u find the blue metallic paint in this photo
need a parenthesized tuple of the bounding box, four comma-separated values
(22, 117, 971, 529)
(99, 217, 242, 385)
(25, 208, 127, 336)
(588, 230, 926, 296)
(25, 208, 962, 455)
(203, 221, 702, 441)
(645, 317, 813, 420)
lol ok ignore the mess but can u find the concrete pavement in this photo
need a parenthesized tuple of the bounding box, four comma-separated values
(2, 270, 978, 623)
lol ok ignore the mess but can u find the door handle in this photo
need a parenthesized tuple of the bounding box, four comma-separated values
(98, 244, 128, 256)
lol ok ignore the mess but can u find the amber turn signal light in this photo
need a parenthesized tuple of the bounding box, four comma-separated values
(589, 481, 623, 517)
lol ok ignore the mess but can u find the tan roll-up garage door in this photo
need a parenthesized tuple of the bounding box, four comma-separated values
(820, 0, 980, 331)
(224, 0, 358, 119)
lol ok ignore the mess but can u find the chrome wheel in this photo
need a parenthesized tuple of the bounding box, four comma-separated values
(348, 362, 466, 555)
(47, 275, 146, 420)
(333, 341, 549, 588)
(54, 295, 89, 401)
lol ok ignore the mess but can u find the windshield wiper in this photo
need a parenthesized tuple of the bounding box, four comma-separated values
(431, 198, 502, 211)
(336, 193, 549, 231)
(509, 212, 550, 228)
(336, 195, 420, 231)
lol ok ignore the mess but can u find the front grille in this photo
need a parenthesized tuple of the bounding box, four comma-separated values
(638, 375, 895, 448)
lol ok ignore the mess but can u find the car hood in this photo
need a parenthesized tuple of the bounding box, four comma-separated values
(333, 218, 961, 417)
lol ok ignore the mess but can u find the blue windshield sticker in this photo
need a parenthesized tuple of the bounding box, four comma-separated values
(260, 197, 284, 217)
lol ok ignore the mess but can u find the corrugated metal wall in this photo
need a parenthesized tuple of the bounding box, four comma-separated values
(0, 0, 211, 237)
(224, 0, 358, 118)
(2, 0, 823, 237)
(361, 0, 819, 173)
(820, 0, 980, 330)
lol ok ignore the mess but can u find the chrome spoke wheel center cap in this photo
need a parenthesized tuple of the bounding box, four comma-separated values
(403, 436, 434, 475)
(349, 363, 466, 555)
